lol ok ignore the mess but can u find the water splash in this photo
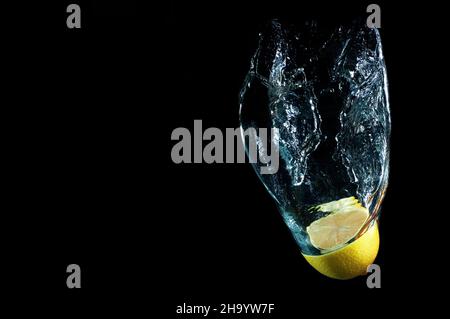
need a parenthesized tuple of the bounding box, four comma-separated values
(240, 20, 390, 254)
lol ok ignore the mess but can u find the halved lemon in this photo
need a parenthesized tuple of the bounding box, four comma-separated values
(302, 198, 379, 280)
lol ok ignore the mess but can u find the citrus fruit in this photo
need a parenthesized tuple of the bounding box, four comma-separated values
(302, 197, 379, 280)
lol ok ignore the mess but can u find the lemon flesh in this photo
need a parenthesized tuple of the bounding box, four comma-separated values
(306, 206, 369, 250)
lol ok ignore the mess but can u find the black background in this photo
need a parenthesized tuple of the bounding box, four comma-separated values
(7, 0, 443, 315)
